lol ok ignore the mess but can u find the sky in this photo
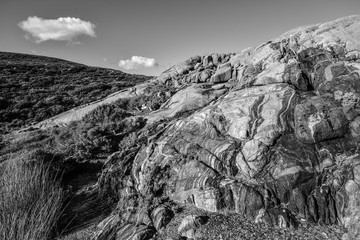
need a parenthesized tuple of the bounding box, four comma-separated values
(1, 0, 360, 76)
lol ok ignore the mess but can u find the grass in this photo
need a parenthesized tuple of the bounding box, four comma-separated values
(0, 155, 64, 240)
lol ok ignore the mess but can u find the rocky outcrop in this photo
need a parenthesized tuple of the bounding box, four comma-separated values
(156, 53, 234, 86)
(37, 15, 360, 239)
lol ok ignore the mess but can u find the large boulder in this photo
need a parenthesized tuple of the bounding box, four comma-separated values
(210, 66, 232, 83)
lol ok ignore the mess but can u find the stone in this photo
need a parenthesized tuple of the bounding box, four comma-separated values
(210, 66, 232, 83)
(345, 180, 359, 193)
(236, 66, 246, 82)
(194, 62, 201, 70)
(186, 55, 201, 65)
(151, 206, 173, 230)
(212, 53, 221, 65)
(260, 208, 298, 228)
(217, 62, 231, 70)
(294, 96, 349, 143)
(178, 215, 207, 239)
(211, 84, 226, 90)
(203, 55, 212, 67)
(190, 72, 200, 83)
(283, 62, 310, 90)
(198, 69, 212, 82)
(350, 116, 360, 146)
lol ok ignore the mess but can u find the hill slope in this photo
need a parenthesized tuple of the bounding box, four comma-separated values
(0, 52, 151, 133)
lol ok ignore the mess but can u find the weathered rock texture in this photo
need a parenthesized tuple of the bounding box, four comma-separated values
(37, 15, 360, 239)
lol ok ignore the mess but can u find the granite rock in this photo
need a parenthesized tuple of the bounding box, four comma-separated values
(44, 15, 360, 239)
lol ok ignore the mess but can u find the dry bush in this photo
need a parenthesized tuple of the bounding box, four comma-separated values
(0, 155, 63, 240)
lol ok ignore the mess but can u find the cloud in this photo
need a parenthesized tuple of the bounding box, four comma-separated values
(18, 16, 96, 43)
(119, 56, 158, 70)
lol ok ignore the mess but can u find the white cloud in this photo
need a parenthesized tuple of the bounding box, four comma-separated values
(18, 16, 96, 43)
(119, 56, 158, 70)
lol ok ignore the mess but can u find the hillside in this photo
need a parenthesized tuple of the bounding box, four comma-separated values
(2, 15, 360, 240)
(0, 52, 151, 133)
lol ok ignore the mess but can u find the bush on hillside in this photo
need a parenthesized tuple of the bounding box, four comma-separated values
(50, 104, 146, 159)
(0, 52, 152, 133)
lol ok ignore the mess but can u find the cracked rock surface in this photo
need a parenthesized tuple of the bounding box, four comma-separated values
(44, 15, 360, 240)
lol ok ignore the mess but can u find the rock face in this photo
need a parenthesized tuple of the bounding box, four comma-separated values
(26, 16, 360, 239)
(90, 15, 360, 240)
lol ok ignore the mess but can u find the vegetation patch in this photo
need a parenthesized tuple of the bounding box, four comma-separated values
(0, 51, 152, 134)
(0, 151, 64, 240)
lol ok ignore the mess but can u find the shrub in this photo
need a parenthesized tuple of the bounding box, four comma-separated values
(49, 103, 146, 159)
(0, 154, 63, 240)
